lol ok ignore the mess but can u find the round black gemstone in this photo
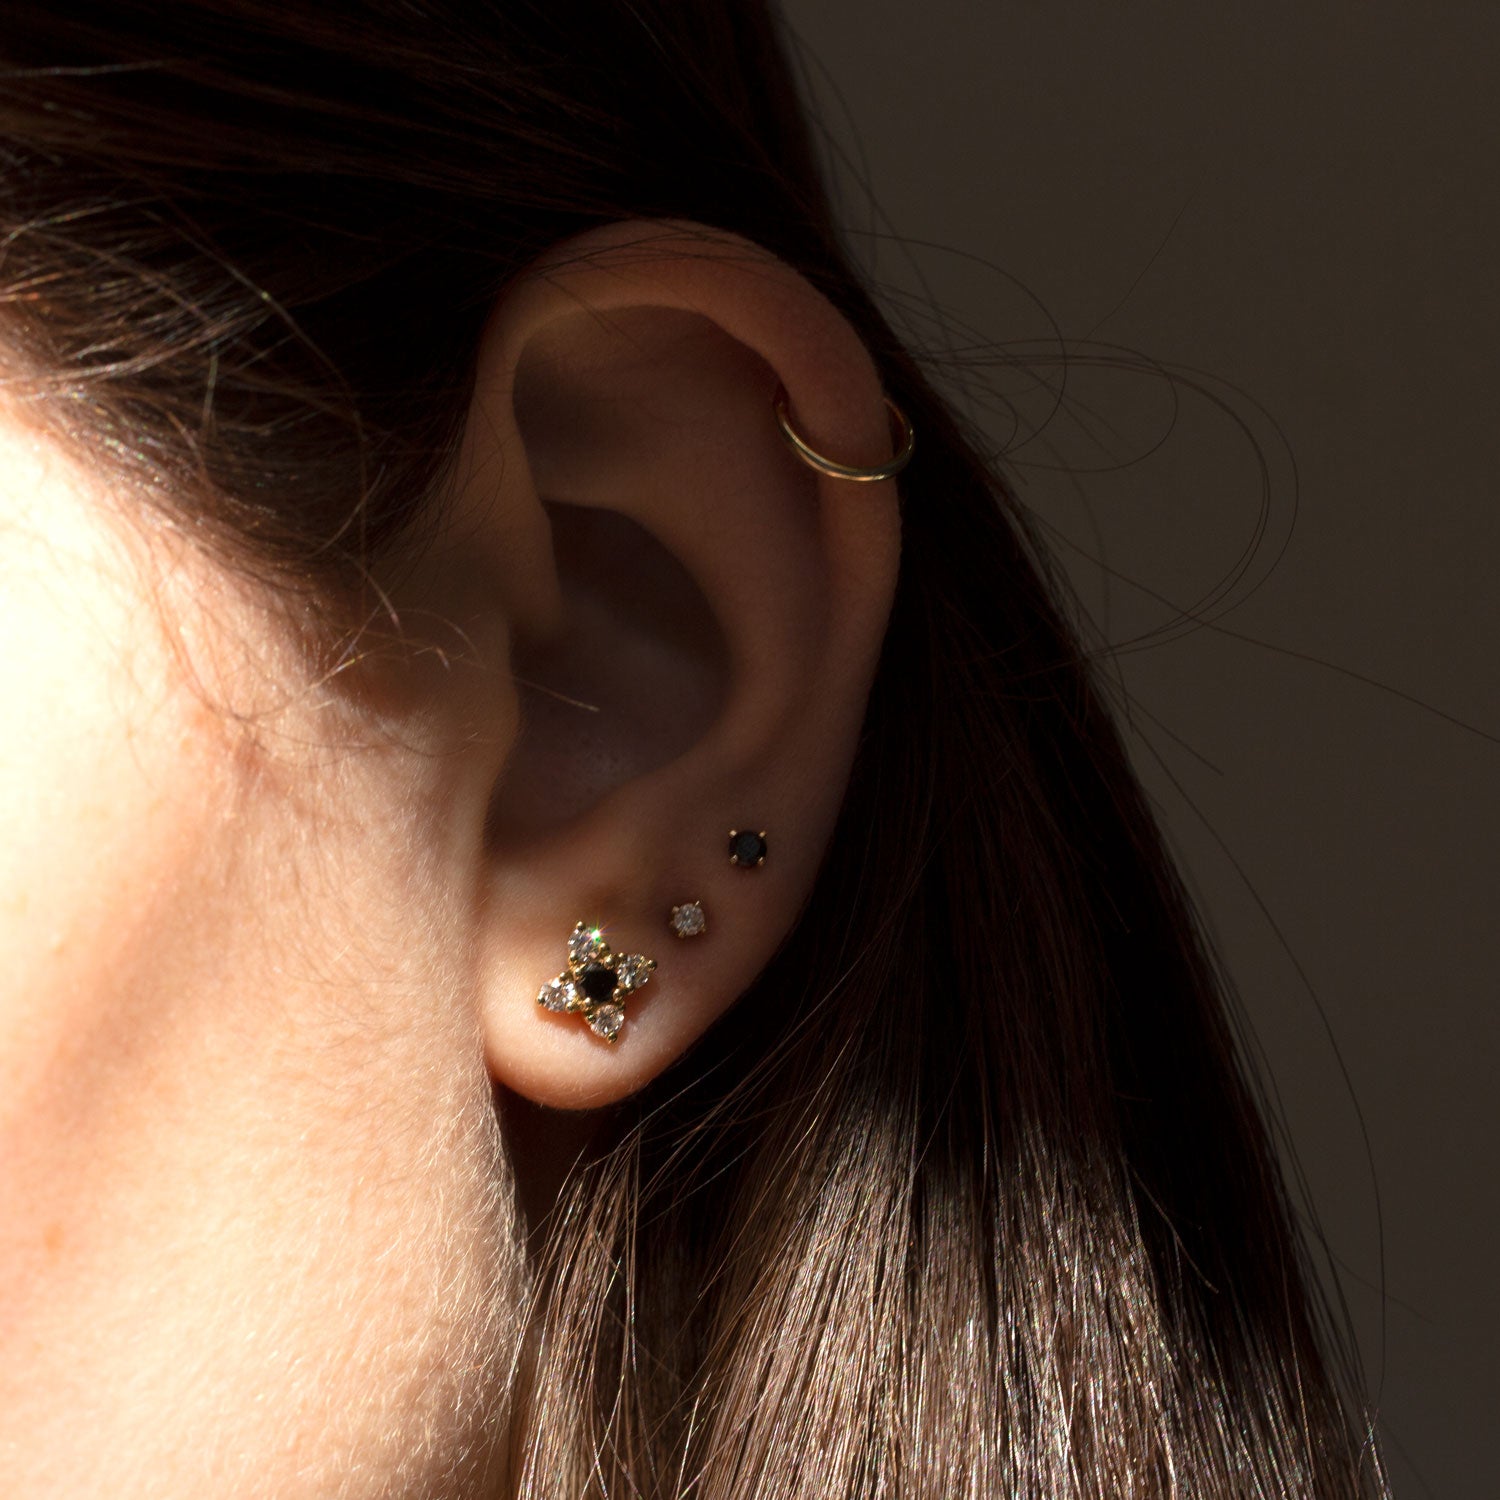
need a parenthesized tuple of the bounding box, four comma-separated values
(579, 963, 617, 1004)
(729, 829, 767, 867)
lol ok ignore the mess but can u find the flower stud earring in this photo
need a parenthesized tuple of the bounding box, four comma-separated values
(537, 921, 657, 1043)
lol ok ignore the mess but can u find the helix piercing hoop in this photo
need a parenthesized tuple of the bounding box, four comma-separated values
(772, 383, 914, 483)
(537, 921, 656, 1043)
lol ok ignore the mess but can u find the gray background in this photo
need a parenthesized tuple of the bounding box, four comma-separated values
(782, 2, 1498, 1494)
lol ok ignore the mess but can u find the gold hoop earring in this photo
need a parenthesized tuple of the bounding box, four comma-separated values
(772, 383, 914, 483)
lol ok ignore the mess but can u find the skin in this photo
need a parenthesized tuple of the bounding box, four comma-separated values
(0, 410, 525, 1495)
(0, 223, 901, 1496)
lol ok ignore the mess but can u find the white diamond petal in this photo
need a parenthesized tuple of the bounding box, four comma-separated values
(568, 923, 604, 965)
(615, 954, 654, 992)
(587, 1003, 625, 1041)
(538, 976, 579, 1013)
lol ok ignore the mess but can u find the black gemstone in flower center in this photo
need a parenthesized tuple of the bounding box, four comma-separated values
(580, 962, 618, 1004)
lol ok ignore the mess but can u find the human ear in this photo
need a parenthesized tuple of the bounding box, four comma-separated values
(429, 221, 902, 1110)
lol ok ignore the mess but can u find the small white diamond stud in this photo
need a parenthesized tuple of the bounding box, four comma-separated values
(670, 901, 707, 939)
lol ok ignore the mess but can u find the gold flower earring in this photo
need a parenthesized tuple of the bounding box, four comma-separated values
(537, 922, 656, 1043)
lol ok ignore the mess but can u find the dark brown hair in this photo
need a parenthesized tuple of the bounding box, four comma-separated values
(0, 2, 1385, 1494)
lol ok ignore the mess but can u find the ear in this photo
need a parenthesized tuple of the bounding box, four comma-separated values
(430, 221, 903, 1110)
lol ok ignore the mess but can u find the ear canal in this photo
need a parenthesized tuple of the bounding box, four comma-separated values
(485, 501, 731, 843)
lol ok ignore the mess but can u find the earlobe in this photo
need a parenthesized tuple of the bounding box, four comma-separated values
(439, 220, 905, 1110)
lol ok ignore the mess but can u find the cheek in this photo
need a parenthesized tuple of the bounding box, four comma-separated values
(0, 477, 524, 1488)
(0, 513, 227, 1140)
(0, 512, 250, 1375)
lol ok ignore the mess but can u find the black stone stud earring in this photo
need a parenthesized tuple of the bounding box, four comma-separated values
(728, 829, 768, 868)
(537, 921, 656, 1043)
